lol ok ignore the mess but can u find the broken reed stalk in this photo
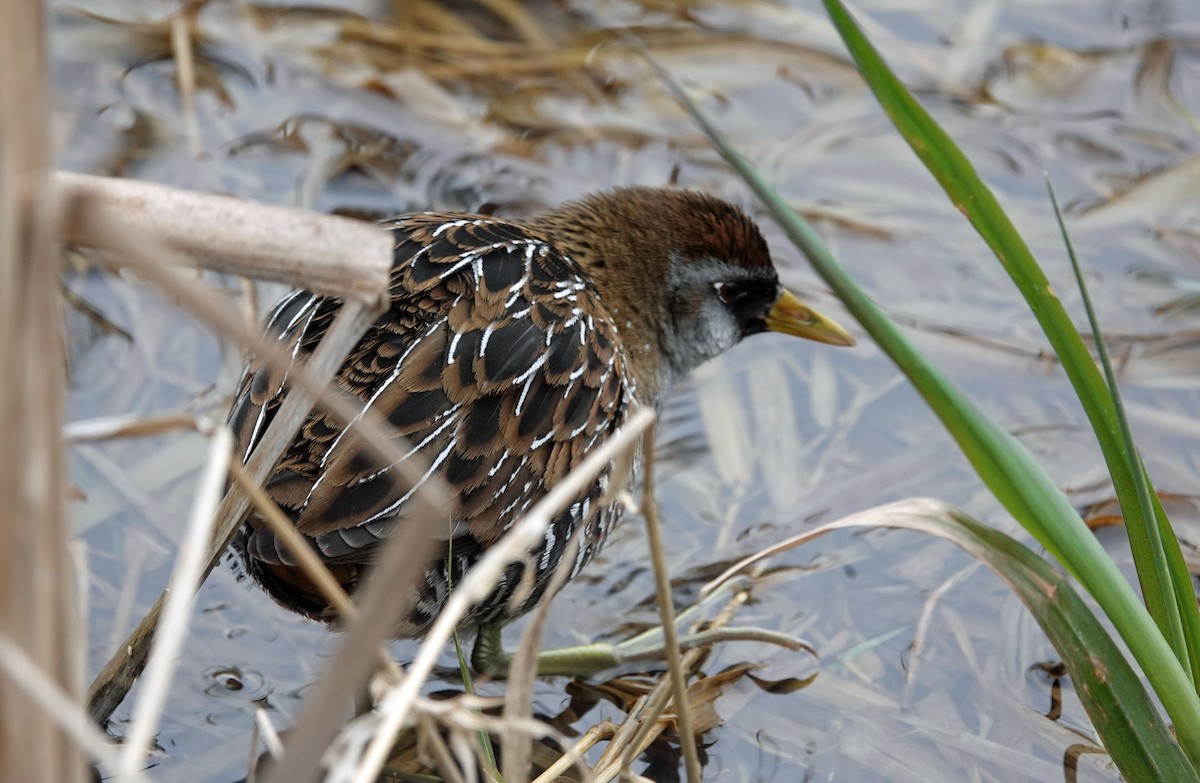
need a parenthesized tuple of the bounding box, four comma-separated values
(348, 407, 657, 783)
(56, 171, 394, 307)
(82, 248, 383, 723)
(68, 193, 454, 728)
(0, 4, 86, 782)
(529, 721, 616, 783)
(63, 192, 449, 781)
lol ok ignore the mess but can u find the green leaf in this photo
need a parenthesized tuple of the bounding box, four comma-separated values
(627, 13, 1200, 771)
(820, 0, 1200, 687)
(1047, 177, 1193, 673)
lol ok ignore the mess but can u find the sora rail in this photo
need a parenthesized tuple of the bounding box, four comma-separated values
(230, 186, 853, 641)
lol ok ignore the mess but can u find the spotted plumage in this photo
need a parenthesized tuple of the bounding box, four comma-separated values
(230, 187, 853, 636)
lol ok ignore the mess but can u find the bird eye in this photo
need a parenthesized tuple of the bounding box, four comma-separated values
(714, 282, 745, 304)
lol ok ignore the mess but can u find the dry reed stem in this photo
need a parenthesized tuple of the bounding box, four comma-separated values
(65, 413, 200, 442)
(638, 427, 702, 783)
(256, 494, 441, 783)
(118, 426, 231, 777)
(501, 516, 588, 782)
(72, 193, 453, 779)
(84, 280, 380, 724)
(241, 479, 447, 779)
(349, 407, 657, 783)
(56, 172, 393, 306)
(0, 4, 85, 780)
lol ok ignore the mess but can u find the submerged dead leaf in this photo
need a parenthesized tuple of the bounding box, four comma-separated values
(1077, 153, 1200, 227)
(681, 662, 759, 735)
(999, 42, 1104, 97)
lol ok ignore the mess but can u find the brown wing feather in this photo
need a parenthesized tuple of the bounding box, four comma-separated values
(231, 213, 635, 572)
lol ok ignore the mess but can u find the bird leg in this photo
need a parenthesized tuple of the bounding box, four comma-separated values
(470, 577, 814, 678)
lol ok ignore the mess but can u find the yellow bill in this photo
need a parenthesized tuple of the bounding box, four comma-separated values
(765, 289, 855, 346)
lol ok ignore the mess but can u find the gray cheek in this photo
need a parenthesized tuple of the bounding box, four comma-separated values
(669, 299, 741, 377)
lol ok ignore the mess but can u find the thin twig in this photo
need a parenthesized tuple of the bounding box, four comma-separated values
(119, 426, 232, 776)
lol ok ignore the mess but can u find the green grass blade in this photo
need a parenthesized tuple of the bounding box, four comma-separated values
(835, 499, 1199, 783)
(628, 31, 1200, 771)
(820, 0, 1199, 683)
(716, 498, 1199, 781)
(452, 629, 500, 780)
(1047, 177, 1191, 669)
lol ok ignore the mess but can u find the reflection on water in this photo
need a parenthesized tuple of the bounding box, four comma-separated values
(57, 1, 1200, 781)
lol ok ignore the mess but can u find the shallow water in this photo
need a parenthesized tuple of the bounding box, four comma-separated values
(56, 1, 1200, 781)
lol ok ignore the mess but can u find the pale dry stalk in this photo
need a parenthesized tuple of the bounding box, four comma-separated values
(0, 4, 86, 781)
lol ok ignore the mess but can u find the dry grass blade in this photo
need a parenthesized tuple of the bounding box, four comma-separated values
(57, 172, 393, 305)
(350, 407, 657, 783)
(119, 426, 231, 777)
(229, 463, 358, 623)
